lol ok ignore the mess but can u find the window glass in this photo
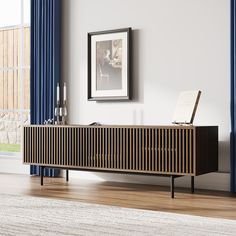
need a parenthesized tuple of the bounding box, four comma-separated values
(0, 0, 21, 28)
(0, 0, 30, 155)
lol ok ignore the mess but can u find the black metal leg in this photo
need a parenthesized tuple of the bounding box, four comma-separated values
(191, 176, 194, 193)
(170, 175, 175, 198)
(66, 170, 69, 182)
(40, 166, 44, 186)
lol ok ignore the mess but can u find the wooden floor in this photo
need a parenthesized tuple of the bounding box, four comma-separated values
(1, 173, 236, 220)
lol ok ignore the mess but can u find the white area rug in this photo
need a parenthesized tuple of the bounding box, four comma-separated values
(0, 194, 236, 236)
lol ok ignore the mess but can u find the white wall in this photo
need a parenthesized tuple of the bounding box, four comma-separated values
(62, 0, 230, 191)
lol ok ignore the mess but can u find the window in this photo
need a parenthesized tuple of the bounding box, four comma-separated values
(0, 0, 30, 155)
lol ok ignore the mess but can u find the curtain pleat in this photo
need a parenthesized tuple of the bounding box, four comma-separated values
(30, 0, 61, 177)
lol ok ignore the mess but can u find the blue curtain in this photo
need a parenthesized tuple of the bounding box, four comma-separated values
(231, 0, 236, 192)
(30, 0, 61, 177)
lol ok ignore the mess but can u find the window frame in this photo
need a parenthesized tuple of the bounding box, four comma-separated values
(0, 0, 30, 157)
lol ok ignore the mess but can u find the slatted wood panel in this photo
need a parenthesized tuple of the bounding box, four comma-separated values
(23, 126, 197, 175)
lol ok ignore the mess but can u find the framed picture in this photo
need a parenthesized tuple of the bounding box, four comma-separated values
(88, 28, 132, 101)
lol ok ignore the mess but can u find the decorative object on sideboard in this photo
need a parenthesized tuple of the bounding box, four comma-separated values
(54, 82, 67, 125)
(172, 90, 201, 125)
(88, 28, 132, 101)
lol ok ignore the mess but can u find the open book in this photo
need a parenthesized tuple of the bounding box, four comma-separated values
(172, 90, 201, 125)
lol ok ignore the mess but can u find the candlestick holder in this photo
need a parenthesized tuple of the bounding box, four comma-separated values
(54, 104, 60, 125)
(61, 102, 67, 125)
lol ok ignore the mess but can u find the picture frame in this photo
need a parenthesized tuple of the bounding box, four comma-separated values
(88, 28, 132, 101)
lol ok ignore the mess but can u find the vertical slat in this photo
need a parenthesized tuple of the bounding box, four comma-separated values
(31, 127, 33, 164)
(66, 128, 69, 165)
(33, 127, 36, 164)
(100, 128, 102, 168)
(193, 128, 196, 175)
(102, 128, 104, 168)
(85, 128, 88, 167)
(129, 128, 132, 170)
(97, 128, 99, 168)
(190, 129, 192, 174)
(45, 127, 49, 164)
(139, 129, 142, 171)
(182, 129, 185, 173)
(149, 129, 151, 171)
(155, 129, 157, 171)
(54, 127, 56, 165)
(23, 127, 25, 163)
(56, 127, 58, 165)
(158, 129, 161, 172)
(72, 128, 75, 166)
(49, 128, 51, 165)
(179, 129, 182, 173)
(133, 129, 135, 170)
(186, 129, 189, 173)
(61, 127, 63, 165)
(161, 129, 164, 172)
(152, 129, 154, 171)
(172, 129, 175, 173)
(165, 129, 167, 172)
(93, 127, 95, 168)
(145, 129, 148, 171)
(120, 128, 122, 169)
(175, 128, 178, 173)
(126, 129, 129, 169)
(105, 128, 107, 168)
(49, 127, 52, 165)
(69, 127, 71, 166)
(90, 128, 94, 167)
(142, 129, 144, 171)
(88, 128, 90, 167)
(35, 127, 37, 164)
(64, 127, 66, 166)
(136, 129, 138, 171)
(123, 128, 126, 169)
(51, 128, 54, 165)
(27, 127, 31, 163)
(83, 128, 85, 166)
(53, 128, 55, 165)
(28, 127, 30, 163)
(80, 128, 82, 167)
(24, 128, 26, 162)
(39, 128, 40, 163)
(29, 127, 31, 163)
(61, 128, 64, 166)
(59, 127, 61, 165)
(168, 129, 171, 172)
(71, 128, 73, 166)
(108, 128, 110, 168)
(75, 128, 78, 166)
(43, 127, 46, 164)
(117, 128, 119, 169)
(114, 128, 116, 169)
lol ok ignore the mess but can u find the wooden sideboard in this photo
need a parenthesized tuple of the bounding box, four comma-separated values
(23, 125, 218, 198)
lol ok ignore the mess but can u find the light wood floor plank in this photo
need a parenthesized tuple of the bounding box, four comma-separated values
(0, 173, 236, 220)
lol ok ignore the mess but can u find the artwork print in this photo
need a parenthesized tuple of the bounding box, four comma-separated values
(88, 28, 131, 101)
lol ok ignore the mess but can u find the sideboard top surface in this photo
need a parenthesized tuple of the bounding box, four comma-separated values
(24, 124, 218, 129)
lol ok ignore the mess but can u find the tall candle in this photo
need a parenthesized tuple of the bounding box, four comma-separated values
(63, 82, 66, 103)
(57, 83, 60, 104)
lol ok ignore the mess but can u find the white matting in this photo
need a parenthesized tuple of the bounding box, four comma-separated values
(0, 193, 236, 236)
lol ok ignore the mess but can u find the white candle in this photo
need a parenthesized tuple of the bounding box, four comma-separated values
(57, 83, 60, 103)
(63, 82, 66, 103)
